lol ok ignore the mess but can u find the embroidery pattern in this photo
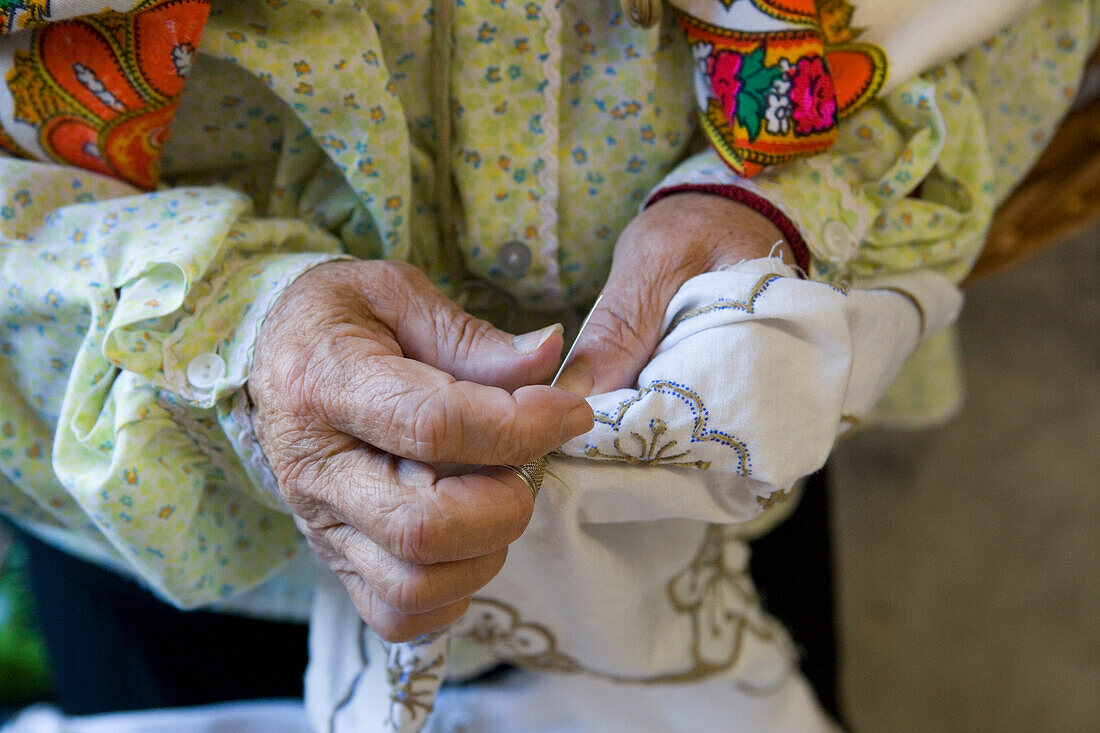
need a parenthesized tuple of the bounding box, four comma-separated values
(0, 0, 49, 33)
(665, 273, 780, 333)
(666, 273, 846, 333)
(2, 0, 209, 189)
(584, 418, 714, 470)
(668, 524, 783, 672)
(677, 0, 885, 176)
(456, 526, 787, 684)
(755, 488, 792, 508)
(584, 379, 750, 476)
(453, 599, 582, 673)
(385, 632, 447, 730)
(749, 0, 817, 24)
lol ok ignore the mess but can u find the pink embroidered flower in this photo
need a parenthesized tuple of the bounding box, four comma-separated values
(708, 50, 743, 122)
(788, 56, 837, 135)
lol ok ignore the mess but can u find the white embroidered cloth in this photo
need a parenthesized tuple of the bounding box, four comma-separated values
(306, 258, 961, 732)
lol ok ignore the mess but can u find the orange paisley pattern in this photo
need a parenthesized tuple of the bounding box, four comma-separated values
(748, 0, 818, 23)
(2, 0, 209, 189)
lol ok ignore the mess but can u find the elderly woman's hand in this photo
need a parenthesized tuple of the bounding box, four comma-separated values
(559, 193, 794, 394)
(249, 260, 593, 641)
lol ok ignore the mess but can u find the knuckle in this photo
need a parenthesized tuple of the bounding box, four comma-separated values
(442, 314, 495, 364)
(277, 457, 324, 514)
(404, 388, 465, 461)
(293, 346, 349, 419)
(255, 315, 342, 414)
(256, 342, 329, 420)
(408, 396, 446, 450)
(318, 523, 360, 562)
(392, 503, 444, 565)
(384, 567, 438, 615)
(276, 437, 339, 509)
(370, 261, 432, 311)
(335, 572, 416, 643)
(300, 524, 340, 562)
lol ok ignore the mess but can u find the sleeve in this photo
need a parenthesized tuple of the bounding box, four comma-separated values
(646, 0, 1095, 427)
(652, 0, 1096, 287)
(545, 0, 1097, 524)
(0, 0, 411, 608)
(0, 156, 344, 607)
(552, 257, 960, 525)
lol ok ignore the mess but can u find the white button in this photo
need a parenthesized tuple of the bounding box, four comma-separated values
(820, 218, 858, 261)
(186, 352, 227, 389)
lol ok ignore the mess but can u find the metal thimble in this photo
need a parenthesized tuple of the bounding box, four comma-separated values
(502, 455, 549, 499)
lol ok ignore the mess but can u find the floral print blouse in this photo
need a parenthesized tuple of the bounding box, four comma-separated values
(0, 0, 1095, 615)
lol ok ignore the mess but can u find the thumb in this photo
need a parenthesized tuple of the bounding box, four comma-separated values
(393, 282, 565, 391)
(561, 270, 677, 395)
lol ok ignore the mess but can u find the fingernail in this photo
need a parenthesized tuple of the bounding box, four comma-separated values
(512, 323, 564, 354)
(554, 362, 594, 397)
(559, 402, 594, 443)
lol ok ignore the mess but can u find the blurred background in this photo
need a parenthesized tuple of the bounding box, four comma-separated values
(831, 225, 1099, 732)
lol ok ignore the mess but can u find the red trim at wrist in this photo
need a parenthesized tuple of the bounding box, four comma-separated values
(647, 184, 811, 274)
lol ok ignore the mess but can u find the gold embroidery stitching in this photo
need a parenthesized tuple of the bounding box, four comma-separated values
(755, 489, 792, 509)
(456, 599, 581, 673)
(668, 525, 779, 672)
(385, 638, 446, 727)
(583, 380, 750, 476)
(665, 273, 780, 334)
(456, 527, 790, 685)
(584, 417, 712, 470)
(666, 273, 849, 335)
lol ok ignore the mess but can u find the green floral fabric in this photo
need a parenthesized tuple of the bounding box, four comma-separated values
(0, 0, 1094, 611)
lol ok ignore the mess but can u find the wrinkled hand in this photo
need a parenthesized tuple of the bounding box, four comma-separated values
(558, 193, 792, 394)
(250, 260, 593, 641)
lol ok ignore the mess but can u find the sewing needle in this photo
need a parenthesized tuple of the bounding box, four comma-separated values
(551, 293, 603, 387)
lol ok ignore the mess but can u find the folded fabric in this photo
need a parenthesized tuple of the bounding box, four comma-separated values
(306, 257, 962, 732)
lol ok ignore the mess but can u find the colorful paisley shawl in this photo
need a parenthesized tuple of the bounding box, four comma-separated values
(678, 0, 886, 176)
(0, 0, 209, 189)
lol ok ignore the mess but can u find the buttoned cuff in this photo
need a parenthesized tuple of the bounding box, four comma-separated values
(157, 251, 346, 408)
(647, 147, 877, 286)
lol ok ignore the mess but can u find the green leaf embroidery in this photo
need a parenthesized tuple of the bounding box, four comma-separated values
(735, 90, 764, 140)
(734, 47, 784, 141)
(739, 46, 767, 82)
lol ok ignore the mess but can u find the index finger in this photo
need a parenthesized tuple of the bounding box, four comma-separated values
(308, 347, 593, 466)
